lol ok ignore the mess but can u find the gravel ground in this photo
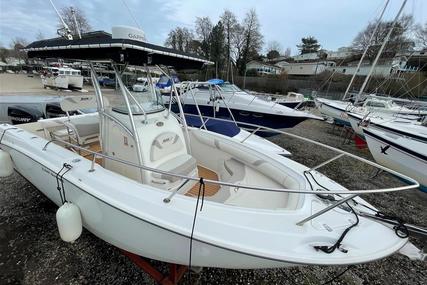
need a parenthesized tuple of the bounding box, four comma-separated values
(1, 118, 426, 284)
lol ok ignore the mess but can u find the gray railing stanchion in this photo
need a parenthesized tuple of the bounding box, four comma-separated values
(296, 194, 358, 226)
(241, 127, 260, 143)
(89, 153, 96, 172)
(42, 140, 56, 151)
(163, 180, 189, 203)
(308, 153, 345, 172)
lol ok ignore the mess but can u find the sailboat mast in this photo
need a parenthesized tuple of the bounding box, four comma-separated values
(356, 0, 408, 100)
(48, 0, 73, 40)
(342, 0, 390, 100)
(71, 7, 82, 39)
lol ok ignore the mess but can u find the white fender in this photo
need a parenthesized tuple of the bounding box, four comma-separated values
(0, 149, 14, 177)
(56, 202, 82, 243)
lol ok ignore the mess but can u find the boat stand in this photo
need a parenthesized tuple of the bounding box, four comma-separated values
(122, 250, 188, 285)
(340, 125, 354, 145)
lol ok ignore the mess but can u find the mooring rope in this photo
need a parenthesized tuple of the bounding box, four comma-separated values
(303, 170, 360, 253)
(188, 177, 206, 281)
(55, 163, 72, 204)
(353, 201, 409, 238)
(314, 203, 360, 254)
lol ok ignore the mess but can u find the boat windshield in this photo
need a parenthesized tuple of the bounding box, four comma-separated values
(158, 75, 180, 85)
(104, 74, 164, 115)
(219, 83, 242, 93)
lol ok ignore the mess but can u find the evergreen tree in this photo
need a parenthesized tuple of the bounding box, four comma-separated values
(297, 36, 320, 54)
(209, 21, 225, 77)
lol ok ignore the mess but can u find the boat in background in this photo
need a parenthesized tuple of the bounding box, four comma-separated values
(156, 74, 181, 94)
(316, 0, 426, 127)
(347, 111, 420, 137)
(363, 119, 427, 192)
(0, 95, 96, 125)
(315, 97, 352, 126)
(0, 95, 65, 124)
(167, 79, 322, 136)
(251, 91, 305, 109)
(41, 66, 84, 90)
(316, 97, 426, 127)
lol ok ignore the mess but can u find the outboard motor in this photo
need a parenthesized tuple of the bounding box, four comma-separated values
(46, 102, 67, 118)
(8, 105, 44, 125)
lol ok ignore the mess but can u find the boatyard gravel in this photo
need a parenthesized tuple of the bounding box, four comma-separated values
(1, 118, 426, 284)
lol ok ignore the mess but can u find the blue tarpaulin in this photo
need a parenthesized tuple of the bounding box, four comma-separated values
(207, 79, 224, 85)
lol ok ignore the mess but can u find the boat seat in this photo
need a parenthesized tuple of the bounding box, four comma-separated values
(149, 131, 198, 189)
(222, 158, 245, 183)
(39, 114, 99, 147)
(191, 129, 301, 190)
(151, 154, 197, 185)
(64, 115, 99, 146)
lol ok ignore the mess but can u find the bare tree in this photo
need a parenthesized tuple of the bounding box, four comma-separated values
(220, 10, 238, 80)
(352, 14, 415, 62)
(266, 40, 282, 54)
(9, 37, 28, 63)
(238, 9, 264, 74)
(266, 40, 282, 59)
(36, 31, 45, 41)
(415, 22, 427, 49)
(164, 27, 195, 53)
(0, 46, 9, 63)
(195, 17, 213, 58)
(232, 23, 245, 66)
(59, 6, 91, 37)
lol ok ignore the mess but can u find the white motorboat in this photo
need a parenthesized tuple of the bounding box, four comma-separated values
(362, 119, 427, 192)
(315, 98, 352, 126)
(347, 111, 420, 137)
(0, 94, 97, 124)
(349, 98, 427, 118)
(316, 97, 425, 127)
(166, 79, 322, 136)
(41, 66, 84, 90)
(0, 28, 422, 269)
(252, 91, 305, 109)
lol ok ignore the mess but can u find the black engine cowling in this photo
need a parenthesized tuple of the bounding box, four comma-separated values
(8, 106, 44, 125)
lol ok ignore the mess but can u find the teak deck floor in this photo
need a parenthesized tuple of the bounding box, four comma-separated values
(186, 166, 221, 197)
(78, 141, 103, 164)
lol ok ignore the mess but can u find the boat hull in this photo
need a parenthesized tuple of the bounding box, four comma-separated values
(364, 128, 427, 192)
(4, 143, 294, 268)
(42, 75, 83, 90)
(179, 104, 307, 136)
(347, 113, 364, 137)
(316, 100, 351, 126)
(0, 123, 408, 269)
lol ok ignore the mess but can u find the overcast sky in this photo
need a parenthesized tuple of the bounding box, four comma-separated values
(0, 0, 425, 55)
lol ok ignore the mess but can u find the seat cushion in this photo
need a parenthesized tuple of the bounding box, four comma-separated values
(152, 154, 197, 183)
(223, 159, 245, 183)
(67, 115, 99, 138)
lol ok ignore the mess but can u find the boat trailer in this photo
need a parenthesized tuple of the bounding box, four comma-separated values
(122, 250, 189, 285)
